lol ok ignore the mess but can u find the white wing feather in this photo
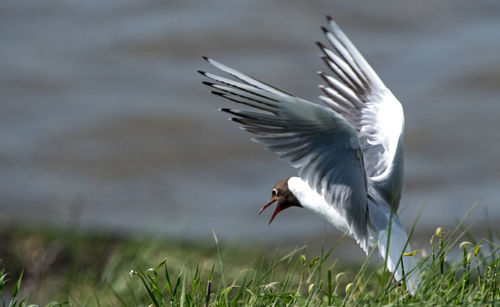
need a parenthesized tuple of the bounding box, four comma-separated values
(318, 17, 404, 182)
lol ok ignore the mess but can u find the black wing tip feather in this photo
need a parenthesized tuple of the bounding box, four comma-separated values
(220, 108, 241, 117)
(317, 71, 329, 81)
(316, 42, 333, 59)
(326, 15, 340, 29)
(319, 55, 331, 66)
(218, 108, 237, 121)
(316, 41, 326, 50)
(202, 56, 217, 66)
(211, 90, 224, 97)
(222, 108, 261, 121)
(230, 117, 246, 125)
(220, 107, 239, 115)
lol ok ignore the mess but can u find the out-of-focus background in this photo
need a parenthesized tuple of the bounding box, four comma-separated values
(1, 0, 500, 247)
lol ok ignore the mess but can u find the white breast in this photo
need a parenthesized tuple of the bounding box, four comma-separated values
(287, 176, 350, 233)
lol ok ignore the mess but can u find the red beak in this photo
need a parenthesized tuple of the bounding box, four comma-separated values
(259, 199, 281, 225)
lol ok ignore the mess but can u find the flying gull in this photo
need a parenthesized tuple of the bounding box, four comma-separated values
(199, 16, 420, 294)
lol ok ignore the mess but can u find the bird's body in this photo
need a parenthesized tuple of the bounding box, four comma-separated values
(288, 177, 350, 233)
(199, 16, 420, 294)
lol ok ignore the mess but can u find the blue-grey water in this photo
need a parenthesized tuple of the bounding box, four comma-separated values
(1, 0, 500, 245)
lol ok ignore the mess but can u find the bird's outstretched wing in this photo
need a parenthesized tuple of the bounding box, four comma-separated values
(199, 57, 369, 250)
(317, 16, 405, 200)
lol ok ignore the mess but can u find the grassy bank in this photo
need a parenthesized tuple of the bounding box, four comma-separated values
(0, 220, 499, 306)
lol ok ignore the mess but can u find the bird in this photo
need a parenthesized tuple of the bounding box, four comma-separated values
(199, 16, 420, 294)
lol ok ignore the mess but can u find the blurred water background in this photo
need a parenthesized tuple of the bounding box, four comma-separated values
(1, 0, 500, 247)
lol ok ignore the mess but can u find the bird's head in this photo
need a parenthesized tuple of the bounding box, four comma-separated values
(259, 177, 302, 224)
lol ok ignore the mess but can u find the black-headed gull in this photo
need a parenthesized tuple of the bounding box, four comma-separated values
(199, 16, 420, 294)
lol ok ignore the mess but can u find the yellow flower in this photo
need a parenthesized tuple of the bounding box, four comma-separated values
(474, 245, 482, 257)
(345, 282, 354, 293)
(403, 250, 420, 256)
(435, 227, 443, 236)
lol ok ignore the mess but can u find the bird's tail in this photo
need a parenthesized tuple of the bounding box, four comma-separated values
(376, 217, 421, 294)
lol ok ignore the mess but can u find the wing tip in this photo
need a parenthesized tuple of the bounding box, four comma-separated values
(202, 56, 220, 67)
(316, 41, 327, 50)
(317, 71, 329, 81)
(326, 16, 340, 30)
(211, 90, 224, 97)
(220, 108, 244, 118)
(197, 70, 206, 76)
(230, 117, 244, 125)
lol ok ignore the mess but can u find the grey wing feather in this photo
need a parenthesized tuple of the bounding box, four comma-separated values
(199, 58, 369, 250)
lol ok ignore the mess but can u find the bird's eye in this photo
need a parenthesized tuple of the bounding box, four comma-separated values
(272, 188, 278, 196)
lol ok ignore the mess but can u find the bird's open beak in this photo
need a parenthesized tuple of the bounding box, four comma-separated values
(259, 198, 281, 225)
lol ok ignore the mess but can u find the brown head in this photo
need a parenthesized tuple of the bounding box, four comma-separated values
(259, 177, 302, 224)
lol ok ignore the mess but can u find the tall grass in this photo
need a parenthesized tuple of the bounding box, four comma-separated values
(0, 211, 499, 306)
(129, 226, 499, 306)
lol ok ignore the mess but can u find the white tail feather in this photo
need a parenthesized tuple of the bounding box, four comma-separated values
(377, 218, 421, 294)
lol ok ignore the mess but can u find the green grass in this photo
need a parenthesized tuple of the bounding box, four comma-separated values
(0, 216, 499, 306)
